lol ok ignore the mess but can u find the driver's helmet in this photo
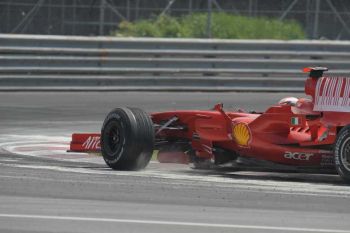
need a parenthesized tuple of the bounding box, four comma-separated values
(278, 97, 298, 106)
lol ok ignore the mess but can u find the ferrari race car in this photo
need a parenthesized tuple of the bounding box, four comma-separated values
(70, 67, 350, 182)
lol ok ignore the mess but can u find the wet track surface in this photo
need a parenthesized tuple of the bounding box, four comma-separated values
(1, 92, 350, 233)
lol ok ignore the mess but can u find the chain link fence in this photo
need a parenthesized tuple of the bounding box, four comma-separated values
(0, 0, 350, 39)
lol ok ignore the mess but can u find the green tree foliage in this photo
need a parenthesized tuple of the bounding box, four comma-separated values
(116, 13, 305, 40)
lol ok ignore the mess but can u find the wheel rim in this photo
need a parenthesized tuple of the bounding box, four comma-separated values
(109, 127, 120, 151)
(340, 137, 350, 172)
(104, 121, 124, 156)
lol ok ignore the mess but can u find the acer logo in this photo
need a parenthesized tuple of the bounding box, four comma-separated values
(82, 136, 101, 150)
(284, 151, 314, 161)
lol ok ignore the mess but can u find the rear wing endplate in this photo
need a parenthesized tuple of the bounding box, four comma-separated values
(303, 67, 328, 78)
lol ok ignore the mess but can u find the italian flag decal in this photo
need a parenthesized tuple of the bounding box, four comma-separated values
(291, 117, 299, 125)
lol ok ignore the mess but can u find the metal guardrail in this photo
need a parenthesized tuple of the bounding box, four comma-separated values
(0, 34, 350, 92)
(3, 47, 350, 60)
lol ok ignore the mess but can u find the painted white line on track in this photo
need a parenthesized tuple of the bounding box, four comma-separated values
(0, 134, 69, 144)
(0, 174, 128, 185)
(0, 158, 20, 162)
(0, 134, 103, 163)
(0, 213, 348, 233)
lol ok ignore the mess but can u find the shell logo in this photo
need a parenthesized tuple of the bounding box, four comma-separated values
(232, 123, 251, 147)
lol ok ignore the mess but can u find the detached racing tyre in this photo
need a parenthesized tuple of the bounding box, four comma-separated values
(334, 125, 350, 183)
(101, 107, 154, 170)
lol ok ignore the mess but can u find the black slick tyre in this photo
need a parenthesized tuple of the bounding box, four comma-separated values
(334, 125, 350, 183)
(101, 107, 154, 170)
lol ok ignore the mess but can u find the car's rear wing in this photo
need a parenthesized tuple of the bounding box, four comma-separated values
(302, 66, 350, 113)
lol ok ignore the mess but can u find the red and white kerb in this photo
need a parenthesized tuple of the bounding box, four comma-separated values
(314, 77, 350, 112)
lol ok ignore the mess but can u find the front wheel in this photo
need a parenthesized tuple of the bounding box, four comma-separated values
(334, 125, 350, 183)
(101, 107, 154, 170)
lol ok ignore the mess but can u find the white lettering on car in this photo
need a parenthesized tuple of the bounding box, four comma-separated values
(82, 136, 101, 150)
(284, 151, 314, 161)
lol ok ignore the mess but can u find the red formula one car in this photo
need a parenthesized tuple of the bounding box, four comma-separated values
(70, 67, 350, 182)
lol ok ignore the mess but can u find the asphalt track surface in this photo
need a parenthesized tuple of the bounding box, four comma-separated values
(1, 92, 350, 233)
